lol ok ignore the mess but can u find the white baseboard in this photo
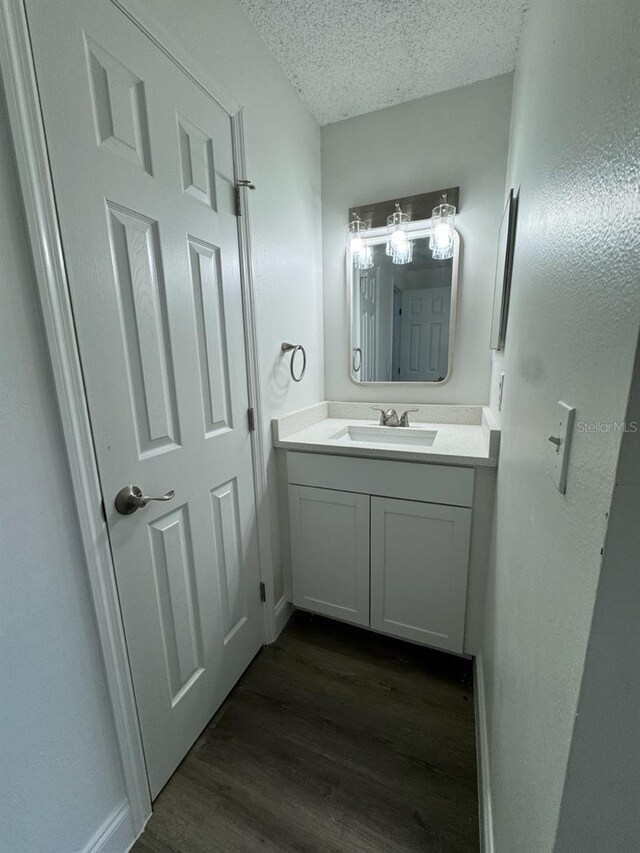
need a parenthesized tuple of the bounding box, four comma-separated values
(81, 800, 136, 853)
(273, 594, 293, 639)
(474, 654, 495, 853)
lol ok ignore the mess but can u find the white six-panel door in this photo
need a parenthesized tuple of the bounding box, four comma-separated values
(25, 0, 264, 796)
(399, 286, 451, 381)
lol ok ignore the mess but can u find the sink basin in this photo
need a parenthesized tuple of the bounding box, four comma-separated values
(331, 425, 437, 447)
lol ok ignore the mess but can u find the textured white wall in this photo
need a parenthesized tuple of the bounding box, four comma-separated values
(321, 74, 513, 404)
(0, 78, 129, 853)
(127, 0, 325, 609)
(554, 337, 640, 852)
(481, 0, 640, 850)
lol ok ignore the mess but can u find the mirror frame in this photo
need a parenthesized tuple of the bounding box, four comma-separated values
(490, 188, 519, 351)
(347, 220, 460, 387)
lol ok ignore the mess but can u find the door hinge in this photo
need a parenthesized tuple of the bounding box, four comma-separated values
(235, 179, 256, 216)
(247, 407, 256, 431)
(259, 581, 266, 602)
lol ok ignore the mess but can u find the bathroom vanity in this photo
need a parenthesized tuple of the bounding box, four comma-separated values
(272, 191, 501, 656)
(273, 402, 499, 655)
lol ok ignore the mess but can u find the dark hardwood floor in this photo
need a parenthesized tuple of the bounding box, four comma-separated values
(133, 612, 479, 853)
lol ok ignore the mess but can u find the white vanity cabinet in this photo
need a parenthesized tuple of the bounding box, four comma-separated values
(286, 452, 474, 654)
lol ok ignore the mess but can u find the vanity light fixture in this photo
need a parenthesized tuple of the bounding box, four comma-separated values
(346, 213, 373, 270)
(386, 203, 413, 264)
(430, 193, 456, 260)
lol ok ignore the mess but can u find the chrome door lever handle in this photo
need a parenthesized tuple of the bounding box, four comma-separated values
(115, 485, 176, 515)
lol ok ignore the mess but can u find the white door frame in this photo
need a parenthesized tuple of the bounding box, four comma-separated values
(0, 0, 274, 835)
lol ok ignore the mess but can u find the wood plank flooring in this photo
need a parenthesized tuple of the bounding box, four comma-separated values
(133, 612, 479, 853)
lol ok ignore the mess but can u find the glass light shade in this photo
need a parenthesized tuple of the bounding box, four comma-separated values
(346, 218, 373, 270)
(386, 205, 412, 264)
(429, 198, 456, 260)
(355, 243, 373, 269)
(391, 238, 413, 265)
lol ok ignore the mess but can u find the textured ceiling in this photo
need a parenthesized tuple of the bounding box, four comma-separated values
(238, 0, 527, 125)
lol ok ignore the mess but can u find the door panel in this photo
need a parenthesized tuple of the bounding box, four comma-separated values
(177, 112, 217, 208)
(188, 237, 232, 435)
(85, 34, 153, 173)
(107, 203, 181, 453)
(25, 0, 263, 797)
(289, 486, 370, 626)
(370, 498, 471, 652)
(149, 504, 204, 702)
(211, 477, 248, 643)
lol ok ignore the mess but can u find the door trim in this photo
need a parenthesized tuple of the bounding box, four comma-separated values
(0, 0, 272, 836)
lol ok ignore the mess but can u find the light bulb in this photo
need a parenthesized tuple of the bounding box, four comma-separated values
(350, 235, 365, 254)
(433, 223, 452, 249)
(390, 229, 408, 252)
(356, 245, 373, 270)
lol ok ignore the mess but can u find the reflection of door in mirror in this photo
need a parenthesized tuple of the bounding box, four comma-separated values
(358, 269, 377, 382)
(355, 265, 395, 382)
(399, 288, 450, 381)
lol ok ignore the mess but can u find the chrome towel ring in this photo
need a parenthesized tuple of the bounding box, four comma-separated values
(281, 342, 307, 382)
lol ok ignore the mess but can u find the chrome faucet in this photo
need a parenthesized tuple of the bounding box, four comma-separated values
(372, 407, 400, 426)
(371, 407, 419, 427)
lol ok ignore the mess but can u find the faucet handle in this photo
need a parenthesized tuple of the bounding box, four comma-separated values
(399, 408, 419, 427)
(371, 407, 387, 425)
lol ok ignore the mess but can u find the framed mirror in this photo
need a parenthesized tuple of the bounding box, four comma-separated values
(348, 223, 460, 384)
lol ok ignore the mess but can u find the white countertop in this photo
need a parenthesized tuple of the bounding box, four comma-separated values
(272, 402, 500, 468)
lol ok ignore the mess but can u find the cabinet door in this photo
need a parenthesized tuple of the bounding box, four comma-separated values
(370, 498, 471, 652)
(289, 486, 370, 626)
